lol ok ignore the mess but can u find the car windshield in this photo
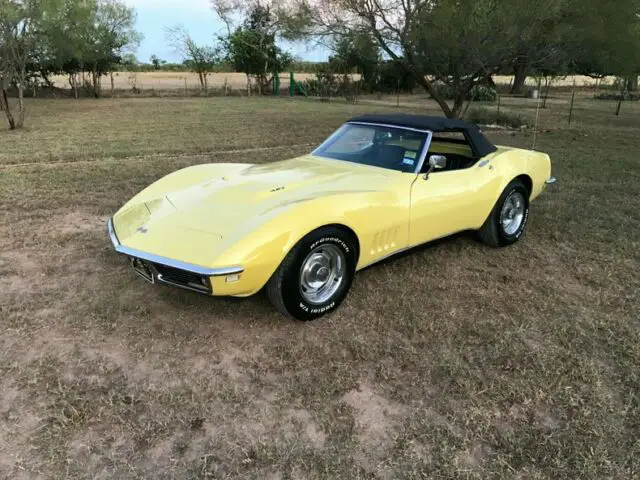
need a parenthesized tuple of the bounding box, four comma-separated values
(312, 123, 429, 173)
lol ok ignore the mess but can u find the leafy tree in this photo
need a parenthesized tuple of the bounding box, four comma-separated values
(166, 25, 219, 91)
(150, 54, 166, 70)
(221, 4, 292, 94)
(570, 0, 640, 92)
(82, 0, 140, 97)
(329, 31, 380, 91)
(506, 0, 571, 94)
(35, 0, 139, 98)
(0, 0, 40, 129)
(121, 53, 137, 67)
(284, 0, 523, 117)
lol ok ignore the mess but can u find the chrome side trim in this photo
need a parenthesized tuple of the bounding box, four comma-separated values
(414, 131, 434, 175)
(107, 218, 244, 277)
(357, 247, 412, 270)
(545, 176, 557, 185)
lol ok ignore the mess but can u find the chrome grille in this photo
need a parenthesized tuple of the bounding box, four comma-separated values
(128, 257, 212, 294)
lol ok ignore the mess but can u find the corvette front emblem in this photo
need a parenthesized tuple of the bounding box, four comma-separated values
(137, 226, 148, 233)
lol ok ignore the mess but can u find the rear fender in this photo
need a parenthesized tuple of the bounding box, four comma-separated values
(491, 148, 551, 201)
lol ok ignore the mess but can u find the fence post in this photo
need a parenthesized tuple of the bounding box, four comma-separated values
(615, 98, 623, 116)
(542, 77, 550, 108)
(568, 80, 576, 124)
(184, 77, 187, 96)
(396, 78, 400, 107)
(496, 93, 501, 114)
(289, 70, 295, 97)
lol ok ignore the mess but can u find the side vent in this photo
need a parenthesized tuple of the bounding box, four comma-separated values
(370, 227, 399, 255)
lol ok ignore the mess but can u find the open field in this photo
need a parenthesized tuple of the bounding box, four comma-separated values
(1, 96, 639, 478)
(48, 71, 621, 93)
(49, 72, 321, 92)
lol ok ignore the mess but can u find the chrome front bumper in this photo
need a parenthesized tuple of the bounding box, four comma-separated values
(107, 218, 244, 294)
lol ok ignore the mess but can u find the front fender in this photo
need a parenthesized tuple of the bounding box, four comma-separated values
(209, 188, 408, 296)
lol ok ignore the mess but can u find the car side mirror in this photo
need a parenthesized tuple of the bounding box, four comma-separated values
(424, 155, 447, 179)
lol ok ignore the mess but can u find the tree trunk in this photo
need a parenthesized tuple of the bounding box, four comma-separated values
(413, 74, 453, 117)
(17, 83, 25, 128)
(110, 72, 115, 95)
(1, 88, 16, 129)
(450, 93, 467, 119)
(71, 74, 78, 99)
(91, 70, 100, 98)
(626, 75, 638, 92)
(511, 62, 528, 94)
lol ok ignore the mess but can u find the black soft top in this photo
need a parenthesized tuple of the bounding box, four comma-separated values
(347, 113, 497, 158)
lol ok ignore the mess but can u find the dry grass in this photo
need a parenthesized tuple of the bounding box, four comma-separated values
(49, 71, 321, 92)
(1, 95, 639, 479)
(47, 71, 618, 92)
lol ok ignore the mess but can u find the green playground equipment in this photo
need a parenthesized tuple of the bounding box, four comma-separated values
(288, 70, 308, 97)
(270, 70, 309, 96)
(272, 72, 281, 95)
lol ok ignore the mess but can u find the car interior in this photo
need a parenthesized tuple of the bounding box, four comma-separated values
(315, 125, 480, 174)
(421, 133, 478, 173)
(374, 131, 479, 173)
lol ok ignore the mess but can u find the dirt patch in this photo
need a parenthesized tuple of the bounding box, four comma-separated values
(343, 383, 407, 448)
(45, 211, 105, 238)
(342, 382, 408, 475)
(455, 441, 490, 471)
(0, 409, 43, 478)
(286, 408, 326, 450)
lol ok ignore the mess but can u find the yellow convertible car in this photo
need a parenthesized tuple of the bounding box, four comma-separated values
(108, 114, 556, 320)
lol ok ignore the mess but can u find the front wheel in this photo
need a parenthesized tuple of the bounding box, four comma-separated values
(266, 227, 357, 321)
(478, 179, 530, 247)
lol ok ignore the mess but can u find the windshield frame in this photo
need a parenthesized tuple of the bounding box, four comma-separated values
(312, 121, 434, 175)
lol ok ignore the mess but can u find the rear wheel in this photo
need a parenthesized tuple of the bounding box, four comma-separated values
(266, 227, 357, 321)
(478, 179, 530, 247)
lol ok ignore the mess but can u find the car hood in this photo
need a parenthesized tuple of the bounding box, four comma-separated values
(113, 155, 402, 265)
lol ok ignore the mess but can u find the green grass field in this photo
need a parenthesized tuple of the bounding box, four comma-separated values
(1, 95, 639, 479)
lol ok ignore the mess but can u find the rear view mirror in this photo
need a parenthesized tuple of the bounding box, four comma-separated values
(424, 155, 447, 179)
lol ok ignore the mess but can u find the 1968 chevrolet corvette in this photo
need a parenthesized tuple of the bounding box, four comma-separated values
(108, 114, 556, 320)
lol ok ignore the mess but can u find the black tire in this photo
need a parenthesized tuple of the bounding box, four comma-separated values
(266, 227, 357, 321)
(478, 179, 530, 248)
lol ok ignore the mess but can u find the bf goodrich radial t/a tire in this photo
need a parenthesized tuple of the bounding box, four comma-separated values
(266, 227, 357, 321)
(478, 179, 530, 248)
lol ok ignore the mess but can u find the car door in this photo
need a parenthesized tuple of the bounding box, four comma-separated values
(408, 161, 498, 246)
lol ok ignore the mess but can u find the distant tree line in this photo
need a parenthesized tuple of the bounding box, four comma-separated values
(208, 0, 640, 118)
(2, 0, 639, 129)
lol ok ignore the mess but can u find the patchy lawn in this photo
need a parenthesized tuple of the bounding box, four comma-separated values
(1, 96, 639, 479)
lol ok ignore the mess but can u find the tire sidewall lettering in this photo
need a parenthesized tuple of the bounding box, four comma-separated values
(281, 230, 356, 321)
(309, 237, 350, 254)
(299, 301, 336, 314)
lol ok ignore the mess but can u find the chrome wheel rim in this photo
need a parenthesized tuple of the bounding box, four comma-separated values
(299, 244, 346, 305)
(500, 191, 526, 235)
